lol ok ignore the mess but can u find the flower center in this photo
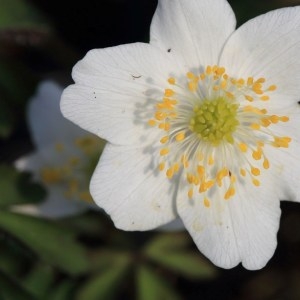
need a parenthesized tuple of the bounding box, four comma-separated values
(40, 136, 103, 203)
(148, 65, 291, 207)
(190, 97, 239, 145)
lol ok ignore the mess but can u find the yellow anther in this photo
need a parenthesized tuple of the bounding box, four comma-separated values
(221, 80, 227, 89)
(206, 66, 212, 74)
(188, 81, 197, 92)
(193, 176, 200, 185)
(237, 78, 245, 85)
(261, 118, 271, 127)
(173, 163, 180, 173)
(168, 77, 176, 85)
(245, 95, 254, 102)
(251, 167, 260, 176)
(212, 65, 218, 72)
(159, 123, 170, 131)
(155, 111, 167, 121)
(200, 180, 212, 193)
(270, 115, 279, 123)
(148, 119, 157, 126)
(197, 165, 205, 177)
(280, 116, 289, 122)
(240, 168, 246, 177)
(251, 123, 261, 130)
(260, 95, 270, 101)
(181, 155, 189, 168)
(263, 159, 270, 169)
(164, 123, 171, 131)
(205, 180, 214, 190)
(273, 136, 291, 148)
(268, 85, 277, 91)
(208, 156, 214, 165)
(204, 197, 211, 208)
(159, 162, 165, 171)
(252, 179, 260, 186)
(175, 132, 185, 142)
(166, 168, 174, 179)
(252, 149, 262, 160)
(261, 109, 267, 114)
(200, 73, 206, 80)
(160, 148, 169, 156)
(188, 188, 194, 199)
(187, 174, 193, 184)
(164, 89, 175, 97)
(239, 143, 248, 152)
(216, 67, 225, 75)
(247, 77, 254, 85)
(187, 72, 196, 79)
(252, 83, 263, 94)
(256, 78, 266, 84)
(160, 136, 169, 144)
(224, 187, 235, 200)
(217, 168, 228, 181)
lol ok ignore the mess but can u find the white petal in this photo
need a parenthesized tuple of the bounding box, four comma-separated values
(61, 43, 181, 145)
(12, 189, 87, 218)
(90, 143, 177, 230)
(264, 106, 300, 202)
(150, 0, 236, 69)
(28, 80, 88, 148)
(220, 7, 300, 107)
(177, 174, 281, 270)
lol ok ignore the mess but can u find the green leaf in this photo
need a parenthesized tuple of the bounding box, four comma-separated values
(57, 212, 106, 237)
(144, 233, 191, 253)
(22, 265, 55, 298)
(0, 0, 49, 31)
(136, 265, 181, 300)
(0, 101, 14, 138)
(0, 59, 36, 106)
(0, 241, 26, 276)
(0, 270, 36, 300)
(46, 281, 76, 300)
(0, 164, 45, 207)
(89, 249, 131, 271)
(144, 233, 217, 280)
(76, 251, 131, 300)
(0, 211, 90, 275)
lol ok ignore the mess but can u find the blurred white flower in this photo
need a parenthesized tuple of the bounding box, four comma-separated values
(61, 0, 300, 269)
(15, 80, 105, 218)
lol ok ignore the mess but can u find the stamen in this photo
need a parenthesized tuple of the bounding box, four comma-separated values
(147, 65, 291, 205)
(168, 77, 176, 85)
(204, 197, 211, 207)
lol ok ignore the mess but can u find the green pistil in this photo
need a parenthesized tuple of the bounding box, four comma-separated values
(189, 97, 239, 145)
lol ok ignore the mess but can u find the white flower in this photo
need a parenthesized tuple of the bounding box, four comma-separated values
(61, 0, 300, 269)
(15, 80, 104, 218)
